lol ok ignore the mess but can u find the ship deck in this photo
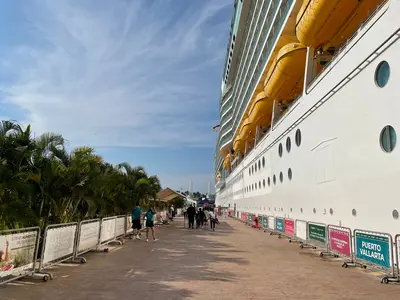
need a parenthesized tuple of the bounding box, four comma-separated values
(2, 217, 398, 299)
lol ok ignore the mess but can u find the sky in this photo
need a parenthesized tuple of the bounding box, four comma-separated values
(0, 0, 233, 194)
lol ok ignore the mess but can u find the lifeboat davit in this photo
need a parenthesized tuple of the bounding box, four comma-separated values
(248, 91, 273, 128)
(264, 43, 307, 102)
(233, 135, 245, 153)
(239, 118, 255, 141)
(296, 0, 382, 50)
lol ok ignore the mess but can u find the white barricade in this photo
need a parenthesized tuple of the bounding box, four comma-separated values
(41, 223, 78, 270)
(126, 214, 133, 234)
(75, 219, 101, 261)
(115, 216, 126, 237)
(99, 217, 122, 247)
(0, 227, 40, 285)
(295, 219, 308, 242)
(267, 216, 275, 231)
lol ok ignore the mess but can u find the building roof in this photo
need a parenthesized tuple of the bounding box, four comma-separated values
(157, 188, 186, 202)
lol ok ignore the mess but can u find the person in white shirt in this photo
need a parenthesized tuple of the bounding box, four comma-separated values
(204, 209, 210, 227)
(209, 210, 216, 231)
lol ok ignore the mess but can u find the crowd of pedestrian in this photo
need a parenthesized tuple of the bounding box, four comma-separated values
(185, 204, 219, 231)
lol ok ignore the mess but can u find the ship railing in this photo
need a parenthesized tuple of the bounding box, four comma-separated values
(306, 0, 389, 89)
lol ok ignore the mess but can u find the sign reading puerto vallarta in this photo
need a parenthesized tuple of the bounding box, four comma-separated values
(355, 232, 390, 268)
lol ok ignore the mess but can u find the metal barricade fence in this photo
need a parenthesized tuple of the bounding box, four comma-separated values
(295, 219, 308, 246)
(257, 214, 263, 230)
(74, 219, 101, 263)
(40, 222, 79, 279)
(270, 216, 284, 237)
(352, 229, 398, 284)
(99, 217, 122, 248)
(302, 221, 332, 256)
(115, 215, 126, 239)
(126, 214, 133, 237)
(0, 227, 41, 285)
(261, 215, 269, 231)
(283, 218, 297, 243)
(326, 224, 354, 264)
(267, 216, 275, 232)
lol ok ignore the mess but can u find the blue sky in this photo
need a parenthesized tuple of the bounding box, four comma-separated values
(0, 0, 233, 193)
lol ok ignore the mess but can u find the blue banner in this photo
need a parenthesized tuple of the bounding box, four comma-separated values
(355, 232, 391, 268)
(275, 218, 284, 233)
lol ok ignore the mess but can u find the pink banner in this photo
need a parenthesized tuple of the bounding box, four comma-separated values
(329, 227, 351, 257)
(284, 219, 295, 236)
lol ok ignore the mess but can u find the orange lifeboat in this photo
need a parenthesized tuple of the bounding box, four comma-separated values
(296, 0, 382, 50)
(263, 43, 307, 103)
(233, 135, 245, 153)
(239, 118, 255, 141)
(248, 91, 274, 128)
(222, 154, 231, 169)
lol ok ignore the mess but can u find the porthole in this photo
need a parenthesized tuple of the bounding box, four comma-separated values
(262, 157, 265, 168)
(295, 129, 302, 147)
(255, 163, 257, 172)
(262, 179, 265, 187)
(279, 172, 283, 183)
(268, 177, 271, 186)
(393, 209, 399, 220)
(330, 208, 334, 215)
(352, 209, 357, 217)
(273, 175, 276, 185)
(255, 183, 257, 190)
(290, 208, 292, 212)
(249, 169, 251, 176)
(375, 61, 390, 88)
(313, 208, 316, 214)
(278, 143, 283, 157)
(286, 137, 291, 152)
(288, 168, 292, 180)
(380, 125, 396, 153)
(300, 208, 303, 213)
(252, 165, 254, 174)
(258, 160, 261, 170)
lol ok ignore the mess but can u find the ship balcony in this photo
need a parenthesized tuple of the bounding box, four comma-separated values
(220, 103, 233, 120)
(220, 112, 233, 130)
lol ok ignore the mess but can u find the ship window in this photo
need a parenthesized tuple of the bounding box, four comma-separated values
(288, 168, 292, 180)
(258, 160, 261, 170)
(279, 172, 283, 183)
(380, 125, 396, 153)
(263, 179, 265, 187)
(300, 208, 303, 213)
(313, 208, 316, 214)
(278, 143, 283, 157)
(249, 169, 251, 176)
(393, 209, 399, 220)
(255, 163, 257, 172)
(262, 157, 265, 168)
(273, 175, 276, 185)
(255, 183, 257, 190)
(330, 208, 334, 215)
(259, 181, 261, 189)
(268, 177, 271, 186)
(375, 61, 390, 88)
(352, 209, 357, 217)
(286, 137, 291, 152)
(295, 129, 301, 146)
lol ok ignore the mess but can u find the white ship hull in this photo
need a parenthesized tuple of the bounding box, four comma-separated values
(216, 0, 400, 237)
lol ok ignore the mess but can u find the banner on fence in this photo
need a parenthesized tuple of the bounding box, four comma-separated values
(77, 220, 100, 254)
(295, 220, 307, 241)
(355, 232, 391, 268)
(42, 224, 77, 266)
(258, 215, 263, 227)
(262, 215, 268, 228)
(328, 226, 351, 257)
(275, 218, 284, 233)
(115, 216, 126, 237)
(268, 216, 275, 230)
(0, 229, 38, 279)
(308, 223, 326, 244)
(284, 219, 295, 236)
(100, 218, 116, 243)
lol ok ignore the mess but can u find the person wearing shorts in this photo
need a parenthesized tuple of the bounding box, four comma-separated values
(145, 207, 159, 242)
(132, 202, 142, 240)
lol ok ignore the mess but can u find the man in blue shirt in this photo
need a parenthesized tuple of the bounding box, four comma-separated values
(132, 202, 142, 240)
(144, 207, 159, 242)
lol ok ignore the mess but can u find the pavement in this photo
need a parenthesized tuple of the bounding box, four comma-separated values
(0, 217, 399, 300)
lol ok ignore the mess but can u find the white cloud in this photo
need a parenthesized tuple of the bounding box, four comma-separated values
(0, 0, 232, 148)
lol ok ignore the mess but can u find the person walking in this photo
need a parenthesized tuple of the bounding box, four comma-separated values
(145, 207, 159, 242)
(187, 204, 196, 229)
(198, 208, 205, 228)
(132, 202, 142, 239)
(209, 210, 217, 231)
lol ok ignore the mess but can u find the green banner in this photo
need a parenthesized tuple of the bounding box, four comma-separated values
(308, 223, 326, 243)
(258, 215, 263, 226)
(355, 232, 391, 268)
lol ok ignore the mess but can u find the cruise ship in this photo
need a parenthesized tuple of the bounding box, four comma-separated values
(214, 0, 400, 237)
